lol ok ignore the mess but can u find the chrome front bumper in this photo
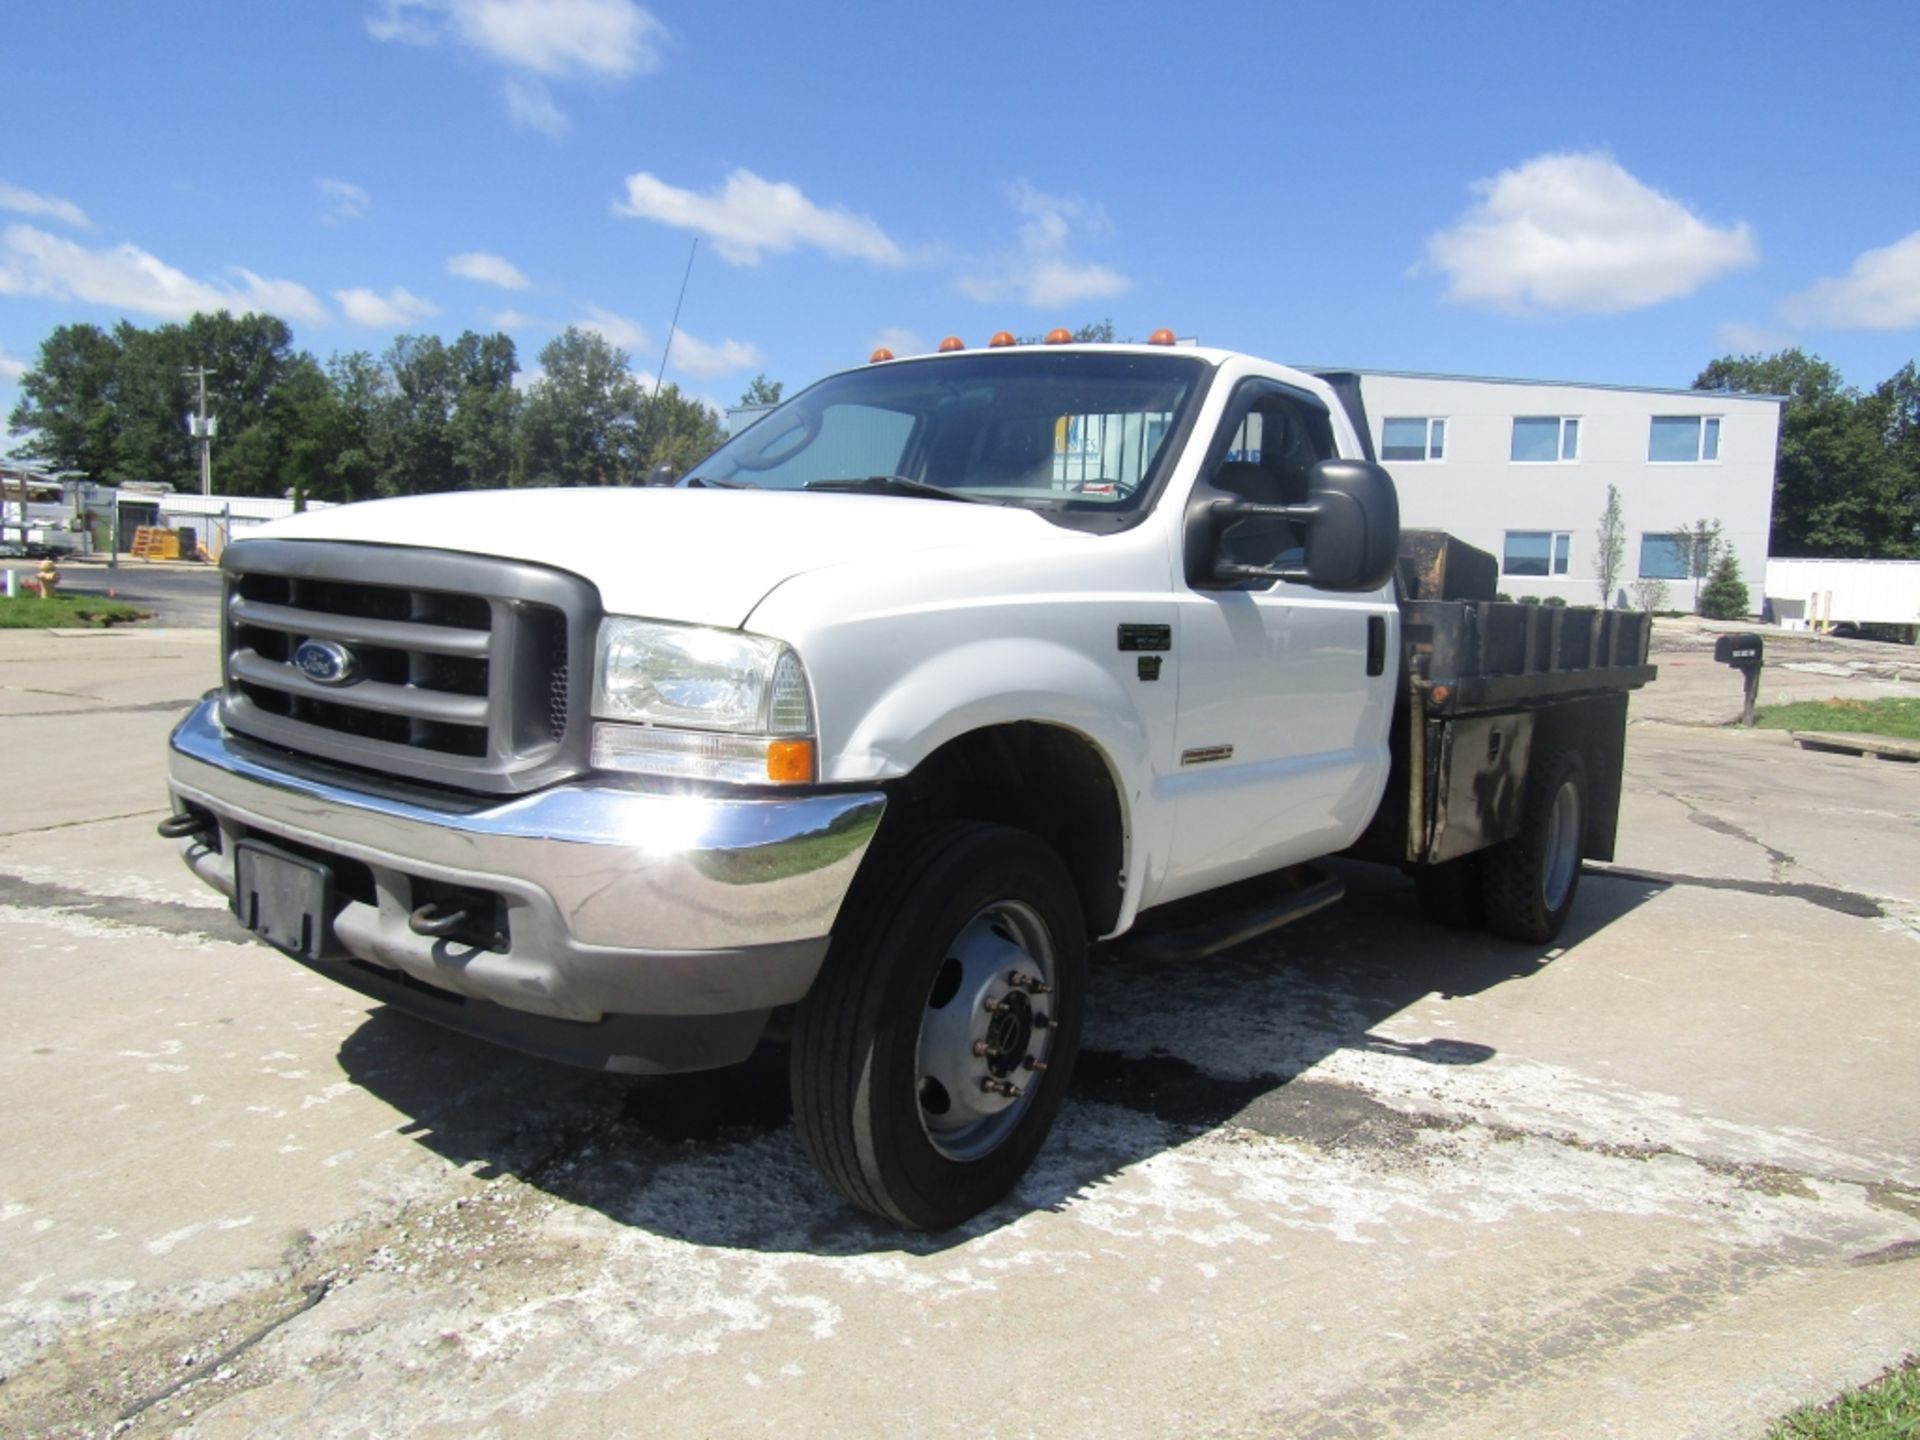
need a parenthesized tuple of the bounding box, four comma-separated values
(166, 700, 885, 1070)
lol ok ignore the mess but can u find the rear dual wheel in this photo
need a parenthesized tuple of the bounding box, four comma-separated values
(1480, 749, 1587, 943)
(790, 821, 1086, 1230)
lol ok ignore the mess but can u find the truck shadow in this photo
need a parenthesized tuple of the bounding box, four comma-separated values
(333, 862, 1664, 1256)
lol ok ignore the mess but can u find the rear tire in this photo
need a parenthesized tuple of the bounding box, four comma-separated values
(1481, 749, 1587, 943)
(789, 821, 1086, 1230)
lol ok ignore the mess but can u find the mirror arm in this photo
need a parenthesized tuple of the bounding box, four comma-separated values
(1208, 496, 1321, 531)
(1212, 561, 1309, 585)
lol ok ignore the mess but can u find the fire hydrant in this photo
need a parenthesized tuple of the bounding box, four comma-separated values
(36, 557, 60, 598)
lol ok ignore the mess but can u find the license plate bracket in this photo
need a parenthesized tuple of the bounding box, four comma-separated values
(233, 841, 336, 960)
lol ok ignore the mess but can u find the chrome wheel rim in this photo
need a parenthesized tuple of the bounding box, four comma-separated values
(1541, 778, 1582, 913)
(914, 900, 1057, 1162)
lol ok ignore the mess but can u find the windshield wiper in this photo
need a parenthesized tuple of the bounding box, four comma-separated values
(684, 474, 758, 489)
(804, 475, 990, 504)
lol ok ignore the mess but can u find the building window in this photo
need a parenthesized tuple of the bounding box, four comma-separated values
(1638, 534, 1692, 579)
(1382, 416, 1446, 462)
(1504, 530, 1572, 576)
(1511, 416, 1579, 462)
(1649, 415, 1722, 462)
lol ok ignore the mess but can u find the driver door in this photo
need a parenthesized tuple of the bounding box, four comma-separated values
(1158, 380, 1396, 904)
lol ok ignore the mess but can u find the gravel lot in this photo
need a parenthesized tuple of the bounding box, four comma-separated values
(0, 617, 1915, 1440)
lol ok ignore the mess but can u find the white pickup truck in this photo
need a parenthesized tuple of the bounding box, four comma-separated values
(164, 340, 1653, 1228)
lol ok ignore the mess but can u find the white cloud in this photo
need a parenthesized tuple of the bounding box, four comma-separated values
(1421, 151, 1757, 314)
(868, 326, 927, 358)
(334, 285, 440, 327)
(1780, 231, 1920, 330)
(614, 169, 903, 267)
(503, 76, 570, 136)
(957, 181, 1132, 309)
(447, 250, 531, 289)
(368, 0, 665, 132)
(0, 180, 91, 230)
(491, 308, 533, 328)
(0, 224, 328, 324)
(579, 304, 649, 352)
(317, 178, 371, 225)
(669, 331, 762, 378)
(1716, 321, 1790, 354)
(0, 345, 27, 384)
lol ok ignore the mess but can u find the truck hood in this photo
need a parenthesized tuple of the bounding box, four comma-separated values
(253, 487, 1078, 628)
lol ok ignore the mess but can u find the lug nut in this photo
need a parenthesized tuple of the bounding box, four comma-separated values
(1023, 1055, 1047, 1072)
(1031, 1012, 1053, 1030)
(1008, 970, 1036, 988)
(980, 1078, 1023, 1098)
(971, 1039, 992, 1057)
(982, 996, 1004, 1014)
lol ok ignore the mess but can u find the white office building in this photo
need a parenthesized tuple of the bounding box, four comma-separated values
(1348, 371, 1781, 610)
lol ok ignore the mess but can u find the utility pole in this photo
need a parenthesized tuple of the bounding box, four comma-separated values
(183, 365, 218, 497)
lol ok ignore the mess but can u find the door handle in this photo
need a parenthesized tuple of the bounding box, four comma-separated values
(1366, 615, 1386, 676)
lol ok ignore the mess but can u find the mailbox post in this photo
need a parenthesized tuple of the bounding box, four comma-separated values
(1714, 632, 1765, 726)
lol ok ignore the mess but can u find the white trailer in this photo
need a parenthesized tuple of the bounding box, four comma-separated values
(1766, 557, 1920, 640)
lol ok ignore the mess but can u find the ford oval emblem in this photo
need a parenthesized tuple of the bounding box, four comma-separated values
(293, 638, 360, 687)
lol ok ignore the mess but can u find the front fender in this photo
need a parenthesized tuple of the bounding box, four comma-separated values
(832, 636, 1152, 788)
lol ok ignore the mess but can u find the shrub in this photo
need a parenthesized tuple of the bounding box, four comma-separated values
(1699, 553, 1751, 620)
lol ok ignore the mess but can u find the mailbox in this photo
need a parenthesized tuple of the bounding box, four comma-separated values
(1713, 632, 1765, 725)
(1714, 633, 1764, 670)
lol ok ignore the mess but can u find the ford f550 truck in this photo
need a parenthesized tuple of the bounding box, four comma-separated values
(164, 339, 1653, 1228)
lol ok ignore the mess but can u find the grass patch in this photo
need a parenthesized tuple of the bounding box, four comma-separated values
(0, 594, 150, 629)
(1767, 1356, 1920, 1439)
(1751, 697, 1920, 741)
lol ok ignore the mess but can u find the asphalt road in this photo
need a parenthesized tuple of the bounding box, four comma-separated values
(36, 559, 225, 629)
(0, 623, 1915, 1440)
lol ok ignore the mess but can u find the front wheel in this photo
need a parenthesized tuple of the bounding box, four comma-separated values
(789, 821, 1086, 1230)
(1481, 749, 1587, 943)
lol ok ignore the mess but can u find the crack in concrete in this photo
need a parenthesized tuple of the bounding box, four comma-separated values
(113, 1278, 335, 1427)
(1685, 806, 1797, 879)
(0, 696, 198, 719)
(0, 870, 246, 943)
(0, 806, 171, 838)
(1587, 863, 1885, 919)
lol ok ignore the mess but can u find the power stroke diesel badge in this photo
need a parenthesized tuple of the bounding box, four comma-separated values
(292, 638, 361, 687)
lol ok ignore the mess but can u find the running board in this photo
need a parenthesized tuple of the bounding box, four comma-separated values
(1114, 866, 1346, 963)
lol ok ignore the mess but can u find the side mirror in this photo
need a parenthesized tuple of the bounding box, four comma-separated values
(646, 463, 678, 487)
(1201, 459, 1400, 592)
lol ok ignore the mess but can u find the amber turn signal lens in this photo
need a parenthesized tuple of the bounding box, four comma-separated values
(988, 331, 1016, 347)
(939, 336, 966, 352)
(1430, 684, 1452, 706)
(765, 739, 815, 784)
(1147, 328, 1176, 345)
(1044, 327, 1072, 344)
(869, 347, 894, 363)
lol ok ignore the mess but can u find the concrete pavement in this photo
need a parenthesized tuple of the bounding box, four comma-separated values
(0, 623, 1914, 1440)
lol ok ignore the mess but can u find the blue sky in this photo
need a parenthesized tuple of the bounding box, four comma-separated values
(4, 0, 1917, 445)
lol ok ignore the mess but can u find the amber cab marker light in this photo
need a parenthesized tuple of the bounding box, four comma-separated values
(988, 330, 1017, 348)
(1147, 328, 1177, 346)
(765, 739, 815, 784)
(938, 336, 966, 352)
(869, 347, 894, 363)
(1044, 327, 1073, 344)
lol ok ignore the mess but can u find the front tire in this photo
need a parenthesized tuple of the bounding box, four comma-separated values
(1481, 749, 1587, 943)
(789, 821, 1086, 1230)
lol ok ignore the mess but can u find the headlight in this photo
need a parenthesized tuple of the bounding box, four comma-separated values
(591, 619, 815, 784)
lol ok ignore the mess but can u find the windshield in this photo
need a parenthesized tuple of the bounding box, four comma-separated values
(691, 351, 1208, 521)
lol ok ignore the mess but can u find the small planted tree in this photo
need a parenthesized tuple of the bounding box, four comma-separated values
(1595, 484, 1625, 608)
(1698, 552, 1751, 619)
(1666, 518, 1727, 613)
(1629, 577, 1670, 613)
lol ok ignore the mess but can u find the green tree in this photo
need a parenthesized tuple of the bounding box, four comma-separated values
(1694, 348, 1919, 559)
(1665, 518, 1726, 612)
(738, 373, 783, 408)
(6, 323, 123, 478)
(1698, 552, 1750, 620)
(516, 327, 645, 487)
(638, 383, 727, 478)
(1595, 484, 1625, 607)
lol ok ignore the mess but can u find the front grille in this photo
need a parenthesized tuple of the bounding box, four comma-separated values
(219, 540, 599, 794)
